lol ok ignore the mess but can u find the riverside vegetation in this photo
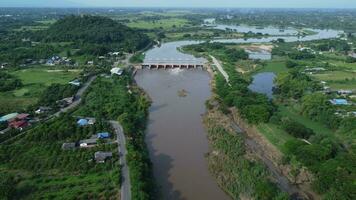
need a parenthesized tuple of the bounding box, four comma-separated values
(184, 42, 356, 199)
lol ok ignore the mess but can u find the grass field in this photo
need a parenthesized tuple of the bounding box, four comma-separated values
(258, 60, 287, 74)
(127, 18, 190, 29)
(256, 123, 293, 152)
(0, 68, 81, 114)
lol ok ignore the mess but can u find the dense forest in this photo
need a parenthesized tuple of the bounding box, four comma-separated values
(36, 15, 151, 53)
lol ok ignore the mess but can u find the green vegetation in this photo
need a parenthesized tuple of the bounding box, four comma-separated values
(274, 69, 319, 99)
(130, 52, 145, 64)
(39, 15, 150, 53)
(184, 42, 274, 124)
(205, 111, 288, 200)
(0, 68, 80, 114)
(0, 71, 22, 92)
(127, 18, 190, 30)
(257, 60, 287, 74)
(0, 115, 120, 199)
(76, 74, 155, 200)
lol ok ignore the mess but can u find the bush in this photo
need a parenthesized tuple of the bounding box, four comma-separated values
(282, 119, 314, 139)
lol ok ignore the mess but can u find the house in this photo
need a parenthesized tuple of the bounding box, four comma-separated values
(94, 151, 113, 163)
(87, 61, 94, 65)
(330, 99, 349, 105)
(88, 118, 96, 125)
(98, 56, 105, 59)
(69, 80, 81, 86)
(110, 67, 123, 76)
(337, 90, 353, 95)
(62, 143, 76, 150)
(77, 118, 89, 126)
(57, 97, 74, 107)
(35, 106, 52, 114)
(9, 120, 29, 130)
(16, 113, 30, 120)
(304, 67, 326, 72)
(112, 52, 121, 56)
(97, 132, 110, 139)
(79, 138, 97, 147)
(0, 113, 19, 122)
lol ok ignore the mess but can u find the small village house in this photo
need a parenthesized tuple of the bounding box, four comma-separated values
(62, 143, 76, 150)
(110, 67, 123, 76)
(97, 132, 110, 139)
(94, 151, 113, 163)
(77, 118, 89, 126)
(35, 106, 52, 114)
(330, 99, 349, 105)
(69, 79, 81, 86)
(79, 138, 97, 147)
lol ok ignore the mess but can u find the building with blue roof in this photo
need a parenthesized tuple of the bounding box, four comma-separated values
(0, 113, 19, 122)
(330, 99, 349, 105)
(77, 119, 89, 126)
(97, 132, 110, 139)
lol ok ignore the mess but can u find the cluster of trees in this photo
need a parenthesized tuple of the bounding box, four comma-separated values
(216, 72, 274, 124)
(0, 114, 120, 199)
(313, 39, 351, 53)
(274, 69, 319, 99)
(288, 50, 316, 60)
(37, 83, 77, 107)
(35, 15, 151, 53)
(273, 71, 355, 198)
(0, 71, 23, 92)
(77, 75, 155, 200)
(0, 37, 61, 65)
(284, 135, 355, 199)
(184, 42, 274, 124)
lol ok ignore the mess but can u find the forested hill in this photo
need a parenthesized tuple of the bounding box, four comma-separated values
(40, 15, 150, 51)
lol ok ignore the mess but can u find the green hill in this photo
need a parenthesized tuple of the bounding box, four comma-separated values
(41, 15, 150, 52)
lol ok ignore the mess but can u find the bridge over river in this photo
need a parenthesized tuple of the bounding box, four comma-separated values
(142, 58, 205, 69)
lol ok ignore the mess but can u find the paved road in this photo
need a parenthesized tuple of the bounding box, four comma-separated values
(110, 120, 131, 200)
(54, 75, 97, 117)
(210, 55, 230, 84)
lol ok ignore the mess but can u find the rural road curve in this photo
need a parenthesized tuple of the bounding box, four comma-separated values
(54, 75, 97, 117)
(110, 120, 131, 200)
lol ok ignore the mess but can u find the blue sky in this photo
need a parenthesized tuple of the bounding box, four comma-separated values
(0, 0, 356, 8)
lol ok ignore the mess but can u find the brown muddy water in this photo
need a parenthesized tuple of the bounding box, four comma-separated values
(135, 68, 229, 200)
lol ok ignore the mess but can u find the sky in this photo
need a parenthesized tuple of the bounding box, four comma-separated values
(0, 0, 356, 8)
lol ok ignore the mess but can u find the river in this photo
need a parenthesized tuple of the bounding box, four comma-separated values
(135, 25, 341, 200)
(135, 69, 229, 200)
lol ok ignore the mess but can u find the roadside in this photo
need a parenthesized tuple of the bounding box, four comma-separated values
(209, 55, 230, 84)
(110, 120, 132, 200)
(54, 75, 97, 117)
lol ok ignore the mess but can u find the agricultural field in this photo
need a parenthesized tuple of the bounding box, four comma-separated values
(127, 18, 190, 30)
(0, 67, 81, 113)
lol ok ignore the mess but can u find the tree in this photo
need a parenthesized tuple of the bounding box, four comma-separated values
(0, 173, 15, 199)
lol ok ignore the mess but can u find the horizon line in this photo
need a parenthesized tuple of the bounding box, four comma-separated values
(1, 6, 356, 9)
